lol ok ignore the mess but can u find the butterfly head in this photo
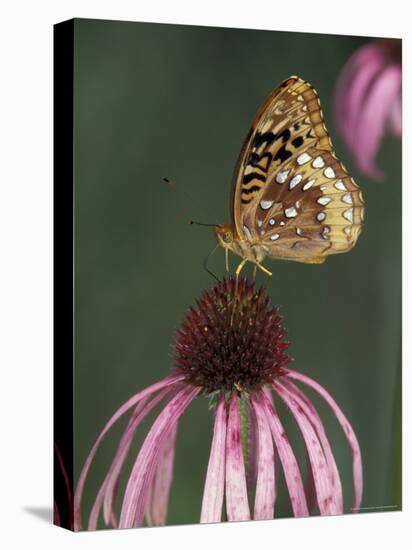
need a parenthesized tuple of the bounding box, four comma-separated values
(214, 224, 235, 247)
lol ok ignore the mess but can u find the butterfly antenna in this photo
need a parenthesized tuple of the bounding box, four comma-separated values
(162, 177, 206, 217)
(188, 220, 219, 227)
(203, 244, 220, 282)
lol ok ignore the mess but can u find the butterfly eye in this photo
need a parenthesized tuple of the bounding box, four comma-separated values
(224, 231, 232, 243)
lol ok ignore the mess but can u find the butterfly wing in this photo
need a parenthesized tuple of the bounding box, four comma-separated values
(231, 76, 364, 263)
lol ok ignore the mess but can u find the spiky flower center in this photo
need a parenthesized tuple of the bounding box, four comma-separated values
(174, 278, 290, 394)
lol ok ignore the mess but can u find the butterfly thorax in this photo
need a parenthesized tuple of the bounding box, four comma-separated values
(214, 224, 266, 265)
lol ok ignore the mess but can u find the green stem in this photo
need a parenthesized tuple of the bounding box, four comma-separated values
(238, 394, 250, 472)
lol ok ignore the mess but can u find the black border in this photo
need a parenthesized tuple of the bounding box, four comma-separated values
(53, 18, 75, 531)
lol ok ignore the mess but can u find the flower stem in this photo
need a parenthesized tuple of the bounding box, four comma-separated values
(238, 394, 250, 471)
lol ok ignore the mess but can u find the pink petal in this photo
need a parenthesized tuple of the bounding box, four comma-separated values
(281, 379, 343, 513)
(88, 388, 171, 530)
(200, 395, 227, 524)
(354, 64, 402, 179)
(303, 448, 317, 513)
(257, 391, 308, 517)
(284, 369, 363, 512)
(251, 393, 275, 520)
(387, 89, 402, 136)
(225, 394, 251, 521)
(74, 372, 184, 531)
(145, 422, 178, 526)
(119, 385, 199, 528)
(102, 398, 150, 528)
(103, 389, 172, 528)
(335, 43, 386, 152)
(273, 382, 340, 516)
(88, 397, 149, 530)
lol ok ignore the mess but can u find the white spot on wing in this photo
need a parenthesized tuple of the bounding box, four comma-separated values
(334, 180, 347, 191)
(285, 206, 298, 218)
(317, 196, 332, 206)
(302, 179, 315, 191)
(322, 226, 330, 240)
(257, 219, 263, 227)
(269, 218, 275, 226)
(324, 167, 336, 178)
(312, 156, 325, 168)
(342, 193, 353, 204)
(276, 170, 289, 184)
(296, 227, 302, 236)
(317, 212, 326, 222)
(260, 199, 274, 210)
(279, 221, 285, 227)
(297, 152, 312, 165)
(289, 174, 302, 190)
(343, 208, 354, 222)
(270, 233, 280, 241)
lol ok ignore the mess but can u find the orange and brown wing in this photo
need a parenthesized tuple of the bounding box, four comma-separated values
(231, 76, 364, 263)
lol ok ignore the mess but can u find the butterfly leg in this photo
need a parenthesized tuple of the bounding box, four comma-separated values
(256, 263, 272, 277)
(235, 258, 247, 279)
(231, 259, 247, 326)
(225, 248, 230, 273)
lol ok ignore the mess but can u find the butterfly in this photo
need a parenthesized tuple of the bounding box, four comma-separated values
(214, 76, 364, 277)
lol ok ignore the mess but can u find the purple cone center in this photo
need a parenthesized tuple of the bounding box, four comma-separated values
(174, 278, 291, 393)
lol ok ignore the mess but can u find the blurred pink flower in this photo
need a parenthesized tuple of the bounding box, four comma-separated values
(334, 39, 402, 180)
(74, 278, 362, 530)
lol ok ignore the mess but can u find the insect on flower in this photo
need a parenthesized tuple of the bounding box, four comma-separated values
(74, 278, 363, 530)
(214, 76, 364, 278)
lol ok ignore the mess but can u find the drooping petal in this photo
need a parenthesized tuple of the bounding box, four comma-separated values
(145, 422, 178, 526)
(335, 44, 386, 153)
(281, 378, 343, 513)
(387, 90, 402, 136)
(103, 389, 174, 528)
(257, 391, 308, 517)
(264, 388, 279, 510)
(273, 382, 339, 515)
(200, 395, 227, 524)
(119, 385, 199, 528)
(251, 393, 275, 520)
(74, 372, 184, 530)
(88, 397, 149, 530)
(87, 388, 172, 530)
(225, 394, 251, 521)
(354, 64, 402, 179)
(303, 448, 317, 513)
(284, 369, 363, 512)
(102, 398, 151, 528)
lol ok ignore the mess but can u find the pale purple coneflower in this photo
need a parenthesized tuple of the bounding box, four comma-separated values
(74, 278, 363, 530)
(334, 38, 401, 180)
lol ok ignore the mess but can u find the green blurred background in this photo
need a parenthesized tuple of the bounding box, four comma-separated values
(73, 19, 401, 527)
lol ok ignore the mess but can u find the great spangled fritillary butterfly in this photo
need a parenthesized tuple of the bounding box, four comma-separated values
(214, 76, 364, 277)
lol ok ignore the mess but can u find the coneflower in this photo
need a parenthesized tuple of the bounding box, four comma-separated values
(74, 278, 363, 530)
(334, 38, 401, 181)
